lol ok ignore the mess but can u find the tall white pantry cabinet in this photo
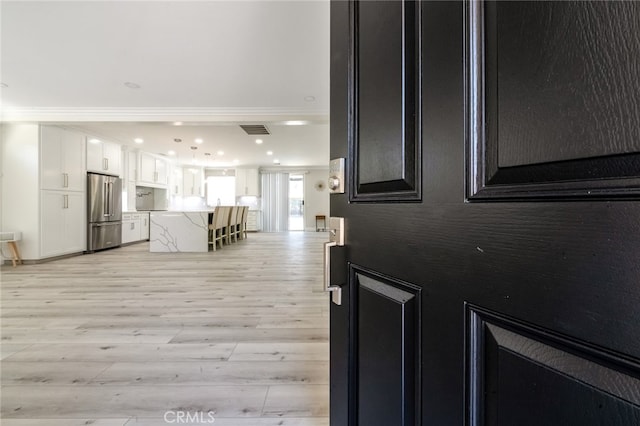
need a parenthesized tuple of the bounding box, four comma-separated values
(1, 123, 109, 260)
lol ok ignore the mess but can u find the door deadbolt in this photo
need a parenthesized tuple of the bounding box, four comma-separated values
(329, 158, 345, 194)
(328, 177, 341, 191)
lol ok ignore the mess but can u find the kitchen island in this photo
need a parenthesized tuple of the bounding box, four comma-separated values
(149, 211, 212, 252)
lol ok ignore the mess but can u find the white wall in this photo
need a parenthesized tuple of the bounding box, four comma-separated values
(1, 123, 41, 260)
(303, 169, 330, 231)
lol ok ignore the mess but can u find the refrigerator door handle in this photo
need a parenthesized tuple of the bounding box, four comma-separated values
(103, 181, 109, 216)
(109, 182, 115, 216)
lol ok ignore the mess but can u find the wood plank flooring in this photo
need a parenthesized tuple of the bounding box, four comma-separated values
(1, 232, 330, 426)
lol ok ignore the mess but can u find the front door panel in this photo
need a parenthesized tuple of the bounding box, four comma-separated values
(351, 0, 421, 201)
(330, 1, 640, 425)
(354, 268, 420, 426)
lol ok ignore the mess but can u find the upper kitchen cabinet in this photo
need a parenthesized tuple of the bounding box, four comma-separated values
(40, 125, 86, 191)
(126, 150, 137, 183)
(86, 136, 122, 176)
(183, 167, 204, 197)
(169, 163, 183, 197)
(138, 151, 168, 188)
(235, 168, 260, 196)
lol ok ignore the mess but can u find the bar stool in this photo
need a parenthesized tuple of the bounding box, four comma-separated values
(1, 231, 23, 267)
(315, 215, 326, 232)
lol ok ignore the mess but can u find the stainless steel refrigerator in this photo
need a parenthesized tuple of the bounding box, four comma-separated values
(87, 173, 122, 251)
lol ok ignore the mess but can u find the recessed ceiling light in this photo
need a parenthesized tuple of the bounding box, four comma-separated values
(204, 152, 211, 156)
(284, 120, 308, 126)
(255, 139, 263, 144)
(168, 150, 176, 156)
(174, 138, 182, 143)
(88, 138, 101, 144)
(217, 150, 224, 156)
(173, 121, 183, 126)
(134, 138, 144, 144)
(190, 146, 198, 150)
(195, 138, 203, 144)
(273, 159, 280, 164)
(0, 83, 8, 88)
(266, 151, 273, 156)
(124, 82, 141, 89)
(304, 95, 316, 102)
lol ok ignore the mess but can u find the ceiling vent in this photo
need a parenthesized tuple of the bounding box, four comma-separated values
(240, 124, 270, 135)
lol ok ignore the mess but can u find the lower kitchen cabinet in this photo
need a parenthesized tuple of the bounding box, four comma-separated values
(246, 210, 261, 231)
(40, 190, 86, 257)
(140, 212, 150, 240)
(122, 212, 150, 244)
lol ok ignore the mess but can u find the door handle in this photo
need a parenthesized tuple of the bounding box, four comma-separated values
(324, 241, 341, 305)
(323, 217, 345, 305)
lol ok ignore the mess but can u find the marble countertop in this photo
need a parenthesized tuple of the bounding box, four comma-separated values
(149, 211, 209, 253)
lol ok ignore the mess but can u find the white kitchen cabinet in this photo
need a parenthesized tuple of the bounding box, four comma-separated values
(2, 123, 87, 260)
(138, 152, 168, 187)
(169, 164, 183, 197)
(121, 214, 141, 244)
(40, 126, 86, 191)
(183, 167, 204, 197)
(140, 212, 150, 240)
(246, 210, 261, 231)
(87, 137, 122, 176)
(40, 190, 86, 257)
(127, 150, 137, 182)
(122, 213, 149, 243)
(235, 168, 260, 196)
(126, 181, 137, 214)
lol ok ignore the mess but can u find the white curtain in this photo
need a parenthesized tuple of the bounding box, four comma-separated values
(261, 172, 289, 232)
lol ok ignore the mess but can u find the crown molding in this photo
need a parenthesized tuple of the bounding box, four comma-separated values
(0, 107, 329, 123)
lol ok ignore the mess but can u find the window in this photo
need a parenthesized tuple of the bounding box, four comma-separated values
(206, 176, 235, 206)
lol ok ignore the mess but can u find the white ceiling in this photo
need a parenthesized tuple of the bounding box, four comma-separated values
(0, 0, 330, 167)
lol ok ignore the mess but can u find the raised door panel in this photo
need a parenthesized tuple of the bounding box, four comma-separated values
(467, 307, 640, 425)
(40, 191, 66, 257)
(353, 268, 421, 426)
(468, 1, 640, 200)
(40, 126, 64, 190)
(350, 0, 421, 202)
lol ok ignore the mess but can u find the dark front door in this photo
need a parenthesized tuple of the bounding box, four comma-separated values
(329, 1, 640, 425)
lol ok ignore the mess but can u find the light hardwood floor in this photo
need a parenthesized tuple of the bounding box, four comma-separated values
(1, 232, 330, 426)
